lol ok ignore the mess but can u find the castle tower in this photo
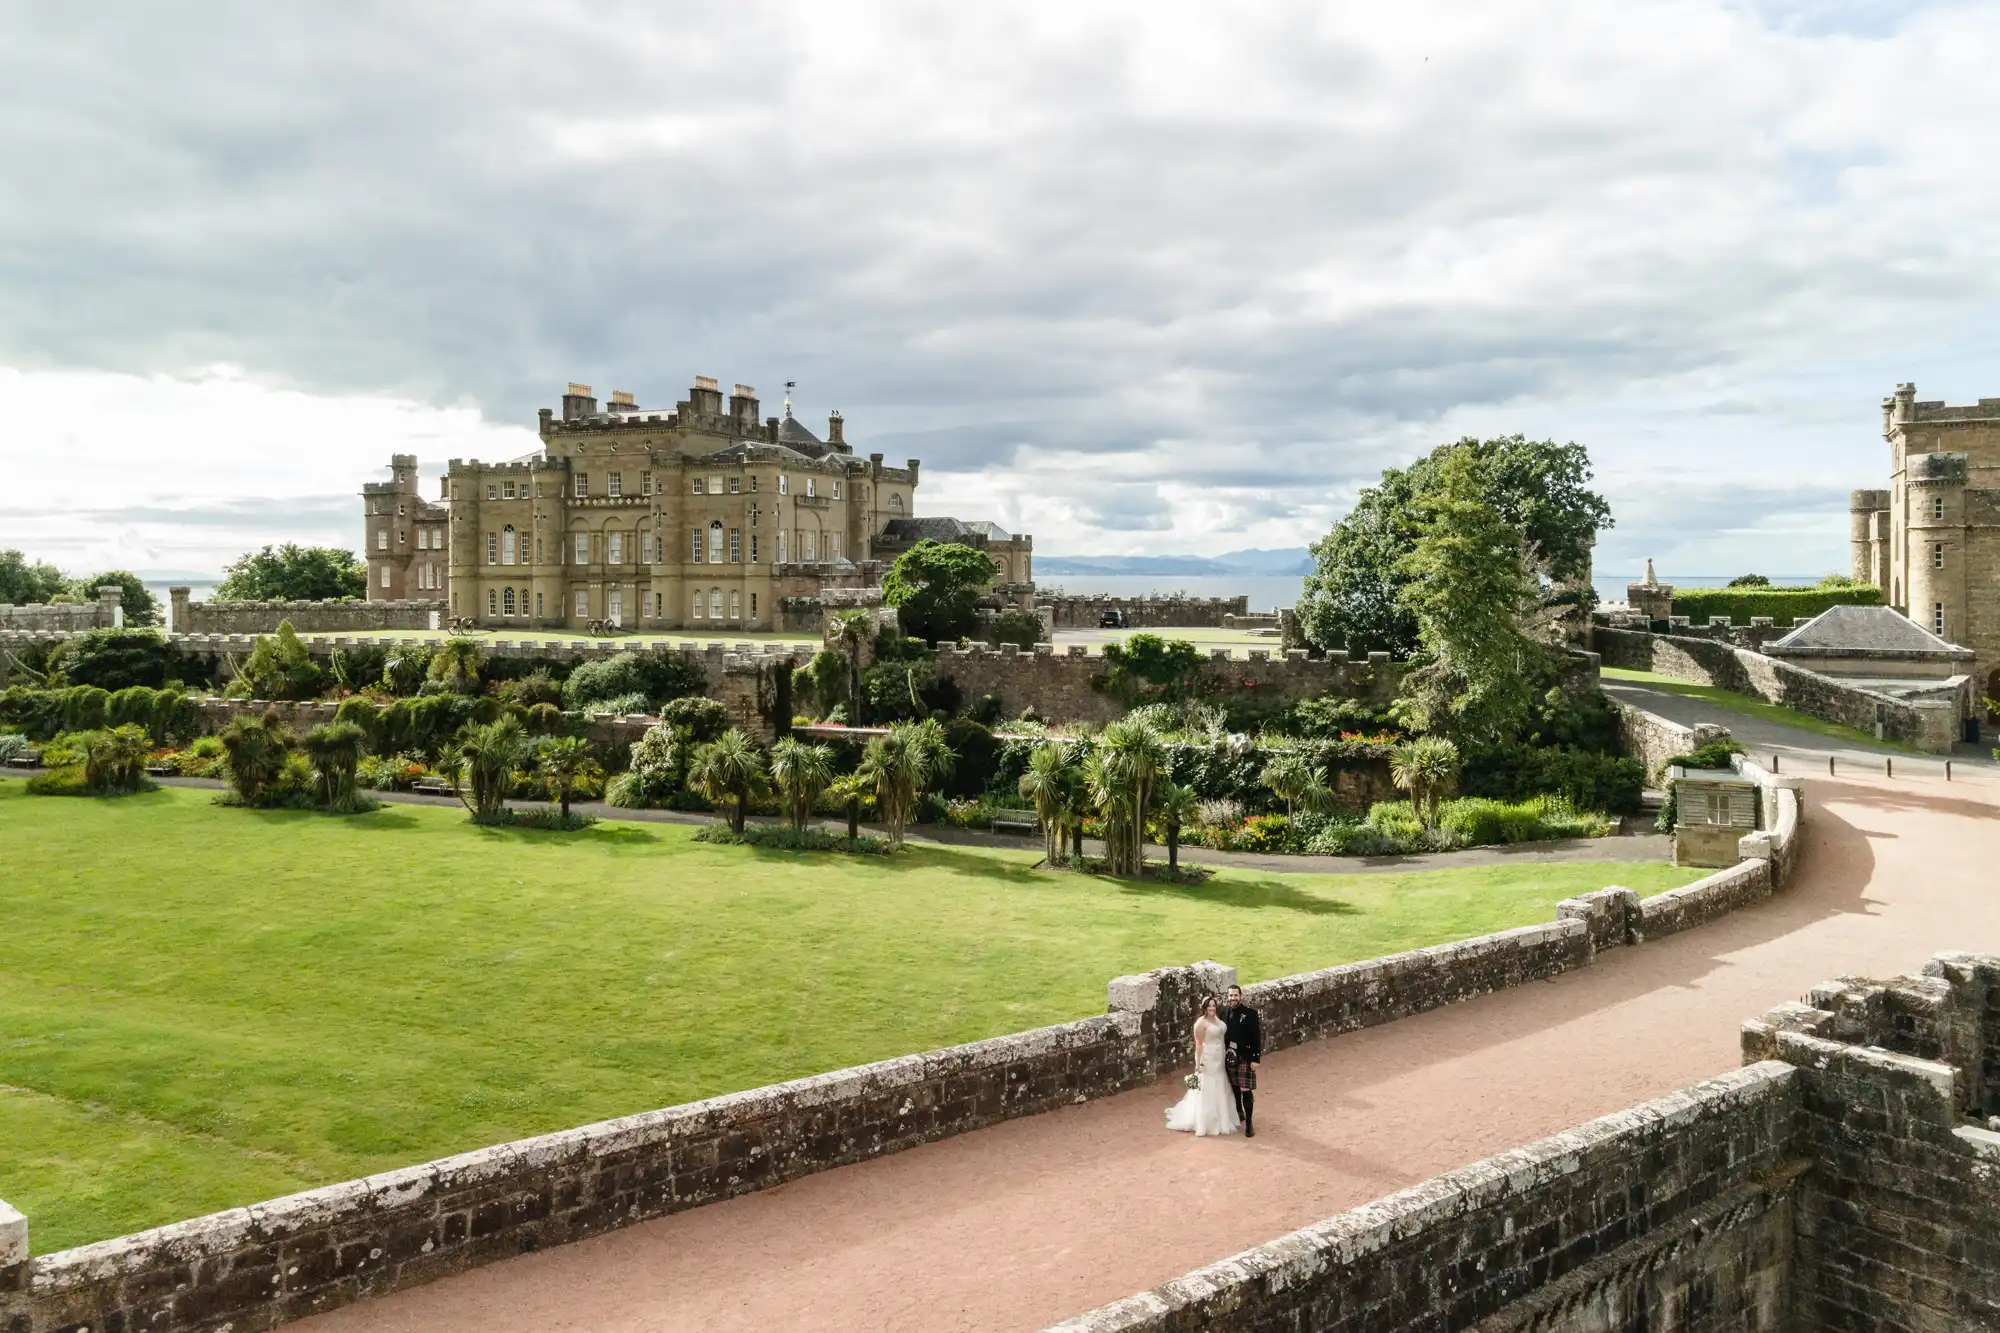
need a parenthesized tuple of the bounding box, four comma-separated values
(1848, 489, 1889, 588)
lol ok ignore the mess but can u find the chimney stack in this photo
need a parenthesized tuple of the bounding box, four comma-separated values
(728, 383, 760, 431)
(690, 376, 723, 417)
(827, 411, 844, 446)
(561, 382, 598, 421)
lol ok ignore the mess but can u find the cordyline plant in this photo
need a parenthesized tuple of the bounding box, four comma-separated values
(1390, 735, 1461, 833)
(449, 716, 526, 823)
(688, 727, 769, 834)
(856, 719, 953, 847)
(768, 737, 835, 834)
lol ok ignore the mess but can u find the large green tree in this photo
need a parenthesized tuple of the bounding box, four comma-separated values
(0, 549, 67, 605)
(71, 570, 161, 627)
(882, 540, 998, 645)
(1297, 436, 1611, 656)
(216, 544, 368, 602)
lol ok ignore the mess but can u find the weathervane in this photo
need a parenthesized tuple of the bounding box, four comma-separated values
(784, 380, 796, 417)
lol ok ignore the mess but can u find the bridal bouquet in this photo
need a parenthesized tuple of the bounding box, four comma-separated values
(1183, 1073, 1201, 1091)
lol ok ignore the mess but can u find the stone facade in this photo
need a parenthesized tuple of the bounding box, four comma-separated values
(1850, 382, 2000, 709)
(363, 377, 1034, 634)
(169, 590, 445, 636)
(0, 586, 123, 633)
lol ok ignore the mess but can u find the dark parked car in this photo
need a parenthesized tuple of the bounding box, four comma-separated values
(1098, 609, 1127, 628)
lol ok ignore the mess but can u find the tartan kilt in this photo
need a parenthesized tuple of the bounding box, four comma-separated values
(1226, 1050, 1257, 1092)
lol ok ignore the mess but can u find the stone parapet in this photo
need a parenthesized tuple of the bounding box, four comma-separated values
(171, 592, 446, 636)
(1042, 594, 1250, 630)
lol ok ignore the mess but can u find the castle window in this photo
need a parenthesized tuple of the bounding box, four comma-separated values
(708, 520, 724, 564)
(778, 474, 789, 495)
(729, 528, 741, 563)
(503, 587, 516, 616)
(691, 527, 704, 562)
(729, 476, 741, 494)
(398, 503, 407, 516)
(608, 531, 623, 564)
(890, 493, 903, 511)
(832, 480, 841, 499)
(1933, 602, 1945, 634)
(750, 592, 757, 619)
(535, 537, 543, 564)
(778, 529, 788, 564)
(729, 590, 741, 619)
(642, 590, 652, 618)
(488, 589, 498, 615)
(806, 477, 816, 498)
(486, 532, 498, 564)
(641, 531, 654, 564)
(709, 475, 724, 496)
(380, 566, 391, 590)
(642, 471, 654, 497)
(398, 529, 406, 545)
(377, 530, 389, 551)
(692, 478, 704, 495)
(803, 531, 817, 562)
(690, 590, 704, 619)
(827, 534, 840, 562)
(372, 499, 382, 515)
(709, 588, 723, 618)
(536, 482, 545, 498)
(536, 591, 543, 618)
(751, 534, 759, 562)
(574, 533, 589, 564)
(487, 484, 498, 500)
(451, 484, 461, 501)
(1933, 494, 1945, 520)
(749, 476, 758, 492)
(502, 480, 515, 500)
(575, 473, 589, 498)
(501, 526, 516, 565)
(1933, 543, 1944, 569)
(609, 473, 622, 498)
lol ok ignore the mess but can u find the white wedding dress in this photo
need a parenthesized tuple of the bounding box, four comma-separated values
(1164, 1015, 1240, 1136)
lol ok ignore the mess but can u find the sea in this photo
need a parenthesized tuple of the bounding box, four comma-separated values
(1029, 573, 1826, 612)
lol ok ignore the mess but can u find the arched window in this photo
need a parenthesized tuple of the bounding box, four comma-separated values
(487, 589, 498, 616)
(607, 530, 623, 564)
(501, 525, 516, 565)
(691, 590, 705, 619)
(803, 530, 817, 562)
(503, 587, 516, 616)
(728, 590, 741, 619)
(709, 588, 723, 618)
(708, 520, 724, 564)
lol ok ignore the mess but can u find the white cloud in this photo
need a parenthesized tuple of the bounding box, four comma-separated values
(5, 0, 2000, 580)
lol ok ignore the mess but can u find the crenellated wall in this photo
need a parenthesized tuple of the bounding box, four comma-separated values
(0, 587, 124, 633)
(1042, 594, 1251, 630)
(171, 590, 446, 636)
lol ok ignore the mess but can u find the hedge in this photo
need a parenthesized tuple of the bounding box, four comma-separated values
(1670, 584, 1881, 626)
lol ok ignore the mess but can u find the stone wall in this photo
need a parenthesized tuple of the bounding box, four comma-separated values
(1047, 1062, 1805, 1333)
(1609, 696, 1724, 782)
(932, 642, 1400, 725)
(1044, 594, 1250, 630)
(1594, 624, 1962, 752)
(0, 833, 1812, 1333)
(0, 587, 123, 633)
(171, 591, 446, 636)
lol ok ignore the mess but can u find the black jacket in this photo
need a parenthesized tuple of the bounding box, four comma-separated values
(1223, 1003, 1262, 1064)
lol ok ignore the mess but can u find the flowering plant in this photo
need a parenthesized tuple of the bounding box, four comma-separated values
(1183, 1073, 1201, 1091)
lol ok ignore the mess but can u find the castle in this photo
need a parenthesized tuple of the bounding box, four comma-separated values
(1849, 382, 2000, 707)
(363, 377, 1033, 631)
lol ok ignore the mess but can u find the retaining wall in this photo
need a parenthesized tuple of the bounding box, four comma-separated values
(1044, 595, 1249, 630)
(1594, 624, 1961, 753)
(1608, 696, 1722, 782)
(170, 593, 446, 636)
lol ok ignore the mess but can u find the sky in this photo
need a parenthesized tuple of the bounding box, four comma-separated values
(6, 0, 2000, 584)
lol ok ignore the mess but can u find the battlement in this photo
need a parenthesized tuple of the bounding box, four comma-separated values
(446, 458, 543, 474)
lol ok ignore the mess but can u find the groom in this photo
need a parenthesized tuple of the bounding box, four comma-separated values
(1222, 984, 1262, 1138)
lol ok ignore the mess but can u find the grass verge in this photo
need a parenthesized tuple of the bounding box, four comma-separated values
(1600, 666, 1919, 752)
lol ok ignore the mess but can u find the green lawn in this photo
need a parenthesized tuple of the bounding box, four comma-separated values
(0, 781, 1702, 1252)
(1600, 666, 1919, 752)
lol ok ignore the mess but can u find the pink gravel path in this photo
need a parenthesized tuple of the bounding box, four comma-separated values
(298, 767, 2000, 1333)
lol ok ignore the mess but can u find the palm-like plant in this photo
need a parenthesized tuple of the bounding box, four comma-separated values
(302, 721, 368, 811)
(827, 609, 875, 723)
(429, 636, 486, 695)
(454, 715, 526, 822)
(855, 719, 954, 847)
(83, 724, 152, 794)
(535, 735, 596, 820)
(768, 737, 835, 834)
(688, 727, 769, 833)
(1152, 781, 1199, 875)
(1018, 742, 1075, 865)
(1092, 719, 1166, 877)
(218, 709, 294, 806)
(1391, 736, 1461, 833)
(1260, 752, 1314, 818)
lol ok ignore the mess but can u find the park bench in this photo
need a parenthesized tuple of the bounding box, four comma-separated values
(990, 809, 1040, 836)
(144, 763, 177, 777)
(3, 751, 42, 769)
(411, 778, 455, 797)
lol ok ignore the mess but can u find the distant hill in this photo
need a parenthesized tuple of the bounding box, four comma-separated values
(1034, 547, 1312, 577)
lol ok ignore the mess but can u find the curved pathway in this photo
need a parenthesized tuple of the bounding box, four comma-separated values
(298, 690, 2000, 1333)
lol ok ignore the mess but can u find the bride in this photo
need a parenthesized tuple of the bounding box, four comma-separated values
(1165, 996, 1240, 1137)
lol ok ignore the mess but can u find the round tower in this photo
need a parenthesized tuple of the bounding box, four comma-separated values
(1849, 489, 1889, 588)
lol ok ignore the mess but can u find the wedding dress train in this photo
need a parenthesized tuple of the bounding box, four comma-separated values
(1164, 1015, 1240, 1137)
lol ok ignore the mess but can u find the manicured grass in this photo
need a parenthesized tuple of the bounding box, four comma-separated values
(1600, 666, 1918, 751)
(0, 781, 1703, 1252)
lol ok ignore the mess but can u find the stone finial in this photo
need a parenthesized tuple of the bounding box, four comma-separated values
(1643, 558, 1657, 587)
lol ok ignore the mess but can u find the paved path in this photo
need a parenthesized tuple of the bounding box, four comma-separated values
(298, 689, 2000, 1333)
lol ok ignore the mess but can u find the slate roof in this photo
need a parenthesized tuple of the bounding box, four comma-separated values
(776, 412, 822, 447)
(879, 517, 975, 543)
(1768, 604, 1973, 657)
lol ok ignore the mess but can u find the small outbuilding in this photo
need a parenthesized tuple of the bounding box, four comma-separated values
(1669, 765, 1760, 868)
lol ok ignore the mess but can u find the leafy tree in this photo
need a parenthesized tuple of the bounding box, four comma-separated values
(659, 695, 732, 742)
(215, 544, 368, 602)
(381, 645, 432, 695)
(1390, 736, 1461, 833)
(64, 571, 161, 627)
(1086, 719, 1167, 877)
(768, 738, 835, 833)
(1393, 451, 1549, 741)
(535, 736, 598, 820)
(218, 710, 295, 806)
(1727, 574, 1770, 588)
(1153, 781, 1199, 874)
(429, 636, 485, 694)
(227, 621, 324, 700)
(1297, 436, 1612, 655)
(826, 610, 875, 721)
(1097, 634, 1205, 706)
(302, 722, 368, 812)
(687, 728, 769, 834)
(882, 540, 998, 645)
(0, 549, 66, 604)
(50, 629, 180, 691)
(1017, 742, 1077, 865)
(450, 716, 527, 822)
(1260, 752, 1334, 819)
(795, 649, 850, 721)
(856, 719, 954, 847)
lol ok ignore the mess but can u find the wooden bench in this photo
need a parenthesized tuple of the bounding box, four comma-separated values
(145, 763, 177, 777)
(411, 778, 455, 797)
(3, 753, 42, 770)
(990, 810, 1040, 836)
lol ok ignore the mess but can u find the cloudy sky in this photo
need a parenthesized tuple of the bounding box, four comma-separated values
(5, 0, 2000, 585)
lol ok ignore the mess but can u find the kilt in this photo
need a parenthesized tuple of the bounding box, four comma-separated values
(1226, 1050, 1258, 1092)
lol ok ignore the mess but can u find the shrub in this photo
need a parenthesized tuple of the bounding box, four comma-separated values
(967, 693, 1005, 726)
(226, 622, 324, 700)
(357, 751, 429, 791)
(0, 732, 28, 763)
(693, 823, 893, 855)
(105, 685, 159, 731)
(659, 695, 731, 742)
(989, 609, 1044, 649)
(149, 689, 199, 743)
(524, 702, 565, 734)
(497, 668, 563, 709)
(940, 718, 998, 798)
(1462, 744, 1643, 813)
(495, 805, 597, 832)
(63, 685, 110, 732)
(1671, 584, 1881, 626)
(0, 687, 66, 739)
(1232, 812, 1291, 853)
(582, 691, 652, 717)
(218, 710, 296, 806)
(564, 655, 646, 710)
(25, 767, 95, 796)
(49, 629, 181, 691)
